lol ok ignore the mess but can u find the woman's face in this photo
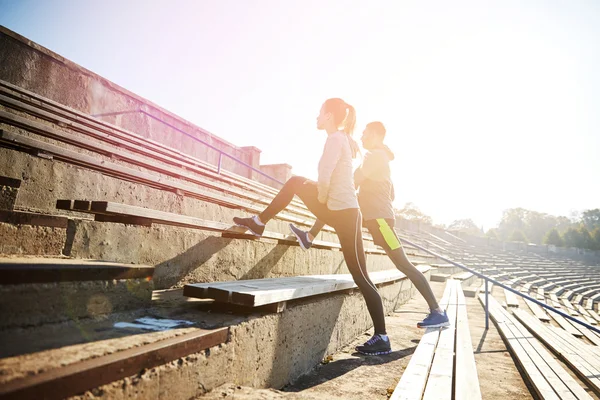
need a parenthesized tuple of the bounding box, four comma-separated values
(316, 104, 330, 130)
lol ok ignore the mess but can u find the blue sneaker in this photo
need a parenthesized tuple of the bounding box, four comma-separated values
(289, 223, 313, 250)
(417, 310, 450, 328)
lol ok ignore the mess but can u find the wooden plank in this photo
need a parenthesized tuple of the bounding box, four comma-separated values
(0, 92, 272, 193)
(570, 319, 600, 346)
(0, 84, 303, 208)
(0, 109, 318, 222)
(462, 285, 480, 298)
(0, 209, 68, 228)
(501, 308, 582, 399)
(422, 281, 457, 400)
(562, 299, 580, 316)
(0, 105, 345, 236)
(94, 213, 153, 226)
(0, 327, 228, 400)
(184, 267, 430, 307)
(0, 258, 154, 284)
(547, 309, 584, 338)
(454, 282, 482, 399)
(513, 309, 600, 398)
(390, 281, 454, 400)
(430, 273, 450, 282)
(504, 288, 520, 308)
(480, 295, 560, 400)
(0, 129, 319, 229)
(587, 309, 600, 324)
(58, 199, 344, 251)
(525, 299, 550, 322)
(537, 287, 545, 301)
(576, 305, 598, 326)
(550, 293, 561, 308)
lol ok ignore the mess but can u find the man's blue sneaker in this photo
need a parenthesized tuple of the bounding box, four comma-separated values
(289, 223, 313, 250)
(417, 310, 450, 328)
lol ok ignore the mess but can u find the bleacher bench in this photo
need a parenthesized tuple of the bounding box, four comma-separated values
(390, 279, 481, 400)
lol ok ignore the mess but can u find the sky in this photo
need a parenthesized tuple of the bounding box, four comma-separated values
(1, 0, 598, 230)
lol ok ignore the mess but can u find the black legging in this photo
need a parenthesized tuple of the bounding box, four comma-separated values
(310, 218, 440, 311)
(259, 176, 387, 335)
(364, 218, 439, 311)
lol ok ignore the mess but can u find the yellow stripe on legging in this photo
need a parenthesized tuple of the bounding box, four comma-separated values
(376, 218, 401, 250)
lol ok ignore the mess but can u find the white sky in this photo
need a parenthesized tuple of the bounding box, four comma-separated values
(1, 0, 598, 229)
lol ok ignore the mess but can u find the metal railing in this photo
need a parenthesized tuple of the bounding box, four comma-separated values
(91, 108, 285, 186)
(399, 237, 600, 334)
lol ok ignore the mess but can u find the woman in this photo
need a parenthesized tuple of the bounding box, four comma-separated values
(233, 98, 391, 355)
(289, 121, 449, 329)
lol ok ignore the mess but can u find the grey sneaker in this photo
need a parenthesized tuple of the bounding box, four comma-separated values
(289, 223, 313, 250)
(233, 216, 265, 237)
(356, 334, 392, 356)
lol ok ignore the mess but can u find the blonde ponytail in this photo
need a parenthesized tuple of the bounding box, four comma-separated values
(343, 104, 356, 135)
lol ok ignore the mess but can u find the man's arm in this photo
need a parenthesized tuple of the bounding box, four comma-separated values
(354, 152, 386, 188)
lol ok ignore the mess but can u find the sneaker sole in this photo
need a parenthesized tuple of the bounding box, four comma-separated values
(356, 349, 392, 356)
(417, 321, 451, 329)
(234, 223, 262, 237)
(289, 224, 310, 250)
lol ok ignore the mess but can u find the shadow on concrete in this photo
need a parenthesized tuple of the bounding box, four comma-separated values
(284, 345, 416, 393)
(154, 236, 234, 288)
(240, 243, 290, 280)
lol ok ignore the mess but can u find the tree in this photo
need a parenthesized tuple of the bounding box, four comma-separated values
(498, 208, 527, 241)
(394, 202, 433, 225)
(448, 219, 483, 237)
(582, 209, 600, 231)
(497, 208, 562, 244)
(579, 226, 594, 250)
(509, 230, 528, 243)
(486, 228, 499, 240)
(592, 228, 600, 251)
(543, 228, 563, 247)
(563, 227, 583, 248)
(555, 216, 572, 234)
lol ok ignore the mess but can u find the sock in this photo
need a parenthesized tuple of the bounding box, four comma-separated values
(434, 307, 443, 314)
(378, 334, 388, 341)
(253, 215, 265, 226)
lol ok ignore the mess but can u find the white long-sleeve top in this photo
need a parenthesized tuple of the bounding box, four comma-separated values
(317, 131, 359, 210)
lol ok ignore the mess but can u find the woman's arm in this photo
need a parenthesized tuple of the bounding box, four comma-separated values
(317, 134, 343, 203)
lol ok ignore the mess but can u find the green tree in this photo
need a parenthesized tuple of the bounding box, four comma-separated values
(592, 228, 600, 251)
(579, 226, 594, 250)
(563, 227, 583, 248)
(497, 208, 558, 244)
(543, 228, 564, 247)
(509, 230, 528, 243)
(582, 209, 600, 231)
(555, 216, 573, 234)
(498, 208, 527, 241)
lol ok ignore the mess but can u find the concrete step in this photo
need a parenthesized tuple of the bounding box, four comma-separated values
(0, 257, 154, 329)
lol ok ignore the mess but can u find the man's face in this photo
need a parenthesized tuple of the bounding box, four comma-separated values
(361, 127, 377, 149)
